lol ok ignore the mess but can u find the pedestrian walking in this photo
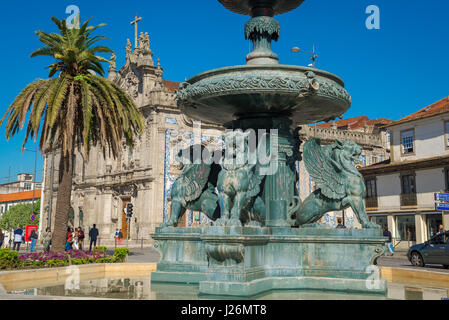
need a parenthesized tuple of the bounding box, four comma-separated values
(78, 227, 85, 251)
(383, 225, 394, 256)
(336, 218, 346, 229)
(89, 224, 99, 252)
(0, 230, 4, 249)
(42, 227, 52, 252)
(13, 226, 24, 251)
(29, 229, 38, 252)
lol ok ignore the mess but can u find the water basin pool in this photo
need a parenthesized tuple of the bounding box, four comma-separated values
(6, 277, 449, 300)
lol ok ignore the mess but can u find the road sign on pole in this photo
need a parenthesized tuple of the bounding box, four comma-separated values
(436, 202, 449, 211)
(435, 193, 449, 202)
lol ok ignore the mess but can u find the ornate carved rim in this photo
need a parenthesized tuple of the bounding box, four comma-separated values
(186, 64, 345, 86)
(177, 70, 351, 106)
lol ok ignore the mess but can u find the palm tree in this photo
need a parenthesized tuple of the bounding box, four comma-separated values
(0, 16, 144, 252)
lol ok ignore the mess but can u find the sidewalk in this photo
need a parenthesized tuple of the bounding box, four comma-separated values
(126, 247, 161, 263)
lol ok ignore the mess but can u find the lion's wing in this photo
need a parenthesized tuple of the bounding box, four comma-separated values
(171, 164, 211, 203)
(247, 167, 264, 198)
(303, 138, 346, 200)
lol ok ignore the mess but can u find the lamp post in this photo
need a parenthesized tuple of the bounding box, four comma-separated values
(23, 148, 37, 221)
(291, 45, 318, 68)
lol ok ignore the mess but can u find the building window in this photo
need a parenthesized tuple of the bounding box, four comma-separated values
(359, 155, 366, 166)
(401, 173, 417, 206)
(396, 215, 416, 242)
(365, 177, 378, 208)
(445, 121, 449, 147)
(401, 129, 414, 154)
(386, 130, 391, 143)
(370, 215, 387, 229)
(24, 183, 32, 191)
(445, 168, 449, 192)
(426, 214, 443, 240)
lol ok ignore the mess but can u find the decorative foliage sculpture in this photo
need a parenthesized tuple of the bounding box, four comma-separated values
(294, 138, 379, 229)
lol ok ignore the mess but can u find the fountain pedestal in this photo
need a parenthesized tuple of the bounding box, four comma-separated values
(152, 226, 387, 296)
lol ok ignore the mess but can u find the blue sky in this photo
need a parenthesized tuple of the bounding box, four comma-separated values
(0, 0, 448, 182)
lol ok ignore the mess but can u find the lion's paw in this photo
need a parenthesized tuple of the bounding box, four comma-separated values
(213, 218, 228, 227)
(364, 221, 381, 229)
(227, 217, 243, 227)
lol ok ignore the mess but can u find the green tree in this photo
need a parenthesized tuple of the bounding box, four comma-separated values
(0, 17, 144, 252)
(0, 200, 41, 231)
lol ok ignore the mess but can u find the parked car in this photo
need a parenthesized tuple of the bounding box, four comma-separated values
(407, 232, 449, 268)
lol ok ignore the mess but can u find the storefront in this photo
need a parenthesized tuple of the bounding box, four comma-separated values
(425, 212, 443, 240)
(395, 214, 416, 242)
(369, 214, 388, 229)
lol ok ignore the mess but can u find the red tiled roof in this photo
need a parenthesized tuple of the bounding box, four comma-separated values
(317, 116, 393, 130)
(0, 190, 41, 203)
(162, 80, 181, 93)
(386, 96, 449, 127)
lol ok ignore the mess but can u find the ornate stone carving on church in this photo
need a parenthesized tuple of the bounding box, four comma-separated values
(109, 51, 116, 70)
(122, 71, 139, 100)
(125, 39, 132, 60)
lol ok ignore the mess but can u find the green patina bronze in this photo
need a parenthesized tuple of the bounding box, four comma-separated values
(294, 138, 380, 229)
(152, 0, 387, 297)
(162, 145, 221, 227)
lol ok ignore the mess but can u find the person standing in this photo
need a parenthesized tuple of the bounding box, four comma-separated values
(118, 229, 123, 244)
(438, 224, 445, 234)
(29, 229, 38, 252)
(13, 226, 24, 251)
(89, 224, 99, 252)
(0, 230, 4, 249)
(383, 225, 394, 256)
(73, 228, 79, 250)
(114, 229, 119, 246)
(42, 227, 52, 252)
(65, 227, 72, 251)
(336, 218, 346, 229)
(78, 227, 85, 251)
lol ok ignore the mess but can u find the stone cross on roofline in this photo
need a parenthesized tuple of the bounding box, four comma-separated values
(130, 15, 142, 49)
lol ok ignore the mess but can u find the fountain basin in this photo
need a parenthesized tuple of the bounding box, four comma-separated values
(177, 64, 351, 125)
(151, 226, 387, 297)
(218, 0, 306, 16)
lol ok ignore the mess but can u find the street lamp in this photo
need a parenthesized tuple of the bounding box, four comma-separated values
(22, 148, 37, 221)
(291, 45, 318, 68)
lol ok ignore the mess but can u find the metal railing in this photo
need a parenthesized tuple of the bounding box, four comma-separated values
(400, 193, 417, 207)
(365, 197, 378, 209)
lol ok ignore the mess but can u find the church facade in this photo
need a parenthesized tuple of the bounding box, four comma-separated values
(39, 30, 390, 245)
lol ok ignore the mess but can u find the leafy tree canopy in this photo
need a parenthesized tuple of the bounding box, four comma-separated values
(0, 200, 40, 231)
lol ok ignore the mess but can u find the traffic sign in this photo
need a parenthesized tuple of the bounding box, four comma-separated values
(436, 202, 449, 211)
(435, 193, 449, 202)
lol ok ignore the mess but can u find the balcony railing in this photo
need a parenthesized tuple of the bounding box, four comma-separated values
(365, 197, 378, 209)
(401, 193, 417, 207)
